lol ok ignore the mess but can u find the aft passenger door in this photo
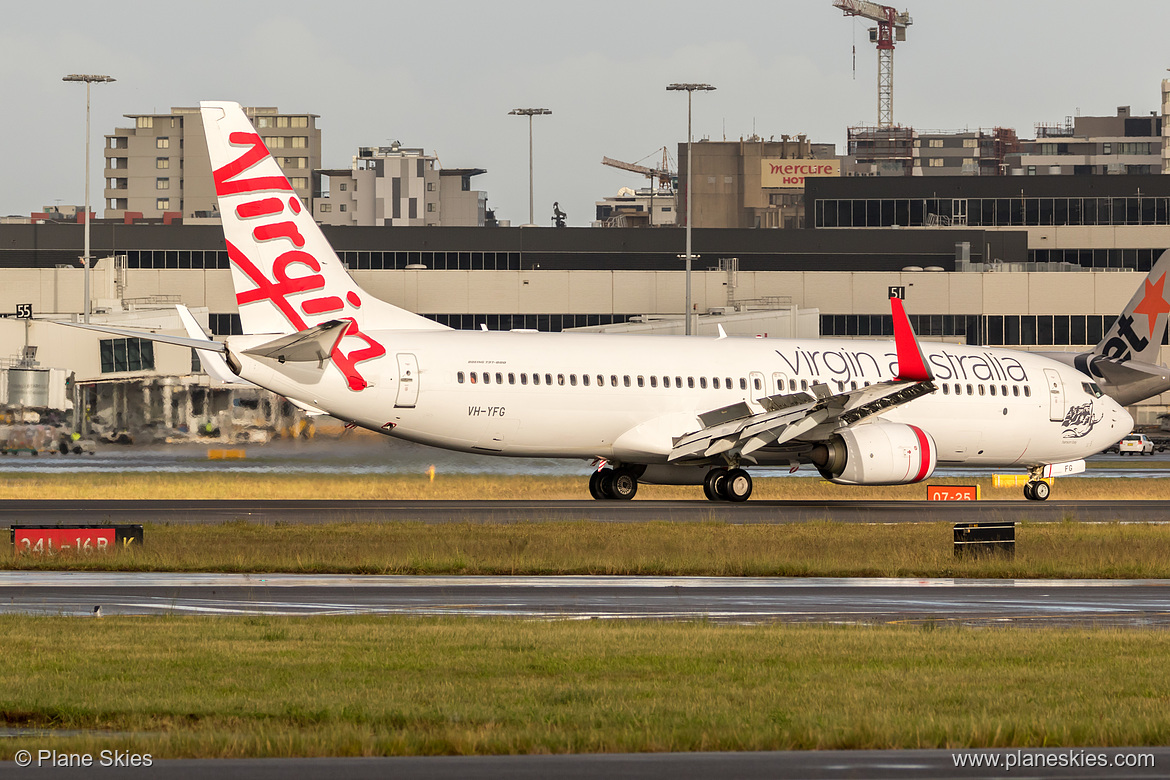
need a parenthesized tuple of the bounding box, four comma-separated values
(1042, 368, 1065, 422)
(395, 353, 419, 408)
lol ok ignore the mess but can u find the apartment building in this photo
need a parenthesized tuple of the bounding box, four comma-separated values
(314, 145, 488, 227)
(103, 107, 321, 220)
(1009, 106, 1163, 176)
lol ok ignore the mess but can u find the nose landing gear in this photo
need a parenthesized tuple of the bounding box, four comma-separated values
(1023, 479, 1050, 501)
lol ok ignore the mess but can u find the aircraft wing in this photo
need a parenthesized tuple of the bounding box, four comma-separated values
(668, 296, 937, 464)
(668, 379, 935, 462)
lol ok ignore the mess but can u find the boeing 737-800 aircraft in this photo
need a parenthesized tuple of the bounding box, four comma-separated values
(70, 102, 1141, 502)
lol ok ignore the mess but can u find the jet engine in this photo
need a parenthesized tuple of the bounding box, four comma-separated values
(809, 423, 936, 486)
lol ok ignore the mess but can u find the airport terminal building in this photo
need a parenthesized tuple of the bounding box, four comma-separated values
(2, 173, 1170, 431)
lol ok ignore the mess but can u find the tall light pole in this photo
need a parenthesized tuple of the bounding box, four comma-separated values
(667, 83, 714, 335)
(508, 108, 552, 226)
(63, 73, 116, 323)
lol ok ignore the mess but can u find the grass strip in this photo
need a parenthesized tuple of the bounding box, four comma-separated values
(0, 617, 1167, 758)
(2, 472, 1170, 500)
(5, 521, 1170, 579)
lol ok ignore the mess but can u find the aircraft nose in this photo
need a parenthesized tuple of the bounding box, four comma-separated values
(1113, 400, 1135, 436)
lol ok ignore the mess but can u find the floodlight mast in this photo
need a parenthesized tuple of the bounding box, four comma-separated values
(666, 83, 715, 335)
(508, 108, 552, 226)
(62, 73, 116, 324)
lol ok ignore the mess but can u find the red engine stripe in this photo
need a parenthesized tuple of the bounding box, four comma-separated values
(910, 424, 932, 483)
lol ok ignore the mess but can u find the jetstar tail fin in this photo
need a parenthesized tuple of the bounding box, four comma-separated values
(1094, 248, 1170, 363)
(199, 101, 447, 337)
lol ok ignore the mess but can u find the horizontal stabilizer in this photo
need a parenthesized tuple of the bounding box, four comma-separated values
(242, 320, 349, 364)
(56, 321, 228, 352)
(176, 305, 252, 386)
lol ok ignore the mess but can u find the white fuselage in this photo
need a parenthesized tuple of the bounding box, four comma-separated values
(228, 330, 1133, 470)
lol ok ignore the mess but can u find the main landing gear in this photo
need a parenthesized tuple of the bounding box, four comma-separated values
(589, 467, 639, 500)
(703, 467, 753, 502)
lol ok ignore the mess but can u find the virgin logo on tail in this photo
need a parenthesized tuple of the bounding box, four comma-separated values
(213, 133, 385, 391)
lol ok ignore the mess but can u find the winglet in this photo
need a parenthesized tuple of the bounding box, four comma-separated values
(890, 296, 933, 381)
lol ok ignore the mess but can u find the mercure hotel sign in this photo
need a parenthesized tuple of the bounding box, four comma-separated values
(761, 159, 840, 187)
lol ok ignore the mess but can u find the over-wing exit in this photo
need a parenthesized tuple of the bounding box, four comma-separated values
(64, 102, 1139, 503)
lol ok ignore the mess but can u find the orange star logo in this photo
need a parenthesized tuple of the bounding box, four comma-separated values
(1132, 273, 1170, 337)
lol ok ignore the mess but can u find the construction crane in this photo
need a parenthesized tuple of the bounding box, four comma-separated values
(833, 1, 912, 128)
(601, 148, 675, 192)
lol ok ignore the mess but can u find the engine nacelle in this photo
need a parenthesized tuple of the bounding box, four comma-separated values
(809, 423, 937, 486)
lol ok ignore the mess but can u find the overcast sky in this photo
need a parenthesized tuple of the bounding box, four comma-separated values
(3, 0, 1167, 225)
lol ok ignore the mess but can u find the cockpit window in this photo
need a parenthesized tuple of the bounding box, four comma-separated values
(1082, 382, 1104, 399)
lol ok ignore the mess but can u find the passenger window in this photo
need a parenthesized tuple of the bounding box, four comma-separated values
(610, 375, 617, 387)
(739, 378, 747, 390)
(726, 377, 733, 389)
(495, 372, 502, 384)
(789, 379, 797, 391)
(687, 377, 695, 389)
(483, 372, 491, 385)
(508, 373, 515, 385)
(637, 376, 644, 387)
(801, 380, 808, 390)
(663, 376, 670, 388)
(851, 381, 857, 390)
(699, 377, 707, 389)
(978, 385, 985, 396)
(545, 373, 553, 385)
(558, 374, 566, 386)
(953, 384, 960, 395)
(623, 375, 630, 387)
(597, 374, 605, 386)
(521, 373, 528, 385)
(532, 373, 540, 386)
(712, 377, 720, 390)
(1001, 385, 1007, 396)
(837, 381, 845, 391)
(570, 375, 578, 386)
(470, 372, 478, 384)
(650, 376, 658, 388)
(675, 376, 682, 388)
(457, 372, 465, 384)
(1024, 386, 1031, 397)
(989, 385, 996, 396)
(582, 375, 590, 387)
(942, 384, 949, 395)
(1012, 385, 1018, 397)
(753, 378, 762, 390)
(966, 384, 973, 395)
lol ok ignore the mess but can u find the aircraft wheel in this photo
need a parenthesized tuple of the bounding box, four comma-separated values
(703, 468, 728, 501)
(1023, 481, 1035, 501)
(721, 468, 753, 502)
(1031, 480, 1050, 501)
(608, 467, 638, 500)
(597, 470, 616, 499)
(588, 469, 609, 500)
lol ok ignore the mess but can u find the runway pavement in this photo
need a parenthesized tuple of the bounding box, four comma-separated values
(3, 572, 1169, 626)
(3, 749, 1166, 779)
(1, 498, 1167, 525)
